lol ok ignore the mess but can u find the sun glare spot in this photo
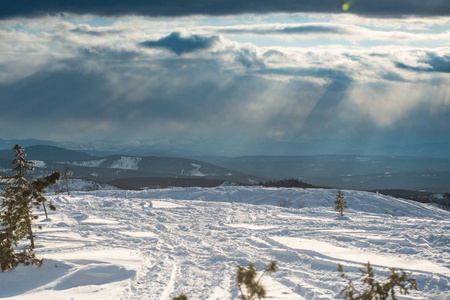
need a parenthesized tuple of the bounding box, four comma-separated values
(342, 3, 350, 11)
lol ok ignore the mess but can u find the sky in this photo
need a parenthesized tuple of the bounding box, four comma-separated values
(0, 1, 449, 156)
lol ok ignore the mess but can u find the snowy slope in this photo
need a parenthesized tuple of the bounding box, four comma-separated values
(50, 179, 117, 193)
(107, 156, 142, 170)
(0, 187, 449, 299)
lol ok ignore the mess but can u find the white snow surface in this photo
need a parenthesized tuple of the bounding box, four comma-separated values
(50, 179, 117, 193)
(64, 159, 106, 168)
(108, 156, 142, 170)
(1, 187, 449, 299)
(31, 160, 46, 168)
(64, 157, 142, 170)
(188, 163, 206, 177)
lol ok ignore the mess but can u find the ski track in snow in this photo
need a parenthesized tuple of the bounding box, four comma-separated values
(1, 187, 449, 299)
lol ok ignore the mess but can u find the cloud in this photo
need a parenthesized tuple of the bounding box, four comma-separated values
(255, 67, 350, 80)
(140, 32, 219, 55)
(1, 16, 450, 155)
(204, 22, 450, 46)
(344, 79, 450, 129)
(396, 52, 450, 73)
(1, 0, 449, 19)
(217, 24, 351, 35)
(71, 24, 125, 37)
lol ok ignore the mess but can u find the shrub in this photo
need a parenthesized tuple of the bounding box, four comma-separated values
(338, 262, 417, 299)
(278, 197, 292, 208)
(295, 199, 305, 209)
(237, 261, 278, 300)
(173, 293, 188, 300)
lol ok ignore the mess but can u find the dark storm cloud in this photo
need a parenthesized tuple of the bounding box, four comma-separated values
(396, 53, 450, 73)
(0, 69, 111, 119)
(140, 32, 219, 55)
(1, 45, 449, 155)
(379, 71, 408, 83)
(0, 53, 249, 137)
(1, 0, 449, 19)
(0, 46, 330, 144)
(80, 47, 140, 62)
(218, 24, 350, 35)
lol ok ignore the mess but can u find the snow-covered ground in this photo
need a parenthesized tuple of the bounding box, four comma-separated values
(31, 160, 47, 168)
(50, 179, 117, 193)
(108, 156, 142, 170)
(1, 187, 449, 299)
(64, 159, 106, 168)
(187, 163, 206, 177)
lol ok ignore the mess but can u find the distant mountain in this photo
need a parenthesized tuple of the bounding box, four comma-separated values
(1, 141, 449, 192)
(58, 155, 260, 185)
(203, 155, 450, 193)
(47, 154, 246, 177)
(0, 144, 94, 161)
(0, 145, 95, 161)
(109, 177, 228, 189)
(0, 138, 56, 150)
(27, 145, 97, 161)
(0, 146, 262, 187)
(2, 137, 450, 158)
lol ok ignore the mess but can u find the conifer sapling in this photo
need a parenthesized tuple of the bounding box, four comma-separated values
(338, 262, 418, 300)
(334, 190, 347, 217)
(0, 145, 61, 272)
(236, 261, 278, 300)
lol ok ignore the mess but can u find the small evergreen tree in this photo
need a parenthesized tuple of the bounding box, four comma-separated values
(334, 190, 347, 217)
(0, 145, 35, 271)
(338, 262, 418, 299)
(0, 145, 61, 272)
(30, 172, 61, 221)
(236, 261, 278, 300)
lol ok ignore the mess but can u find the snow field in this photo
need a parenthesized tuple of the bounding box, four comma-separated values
(108, 157, 142, 170)
(0, 186, 449, 299)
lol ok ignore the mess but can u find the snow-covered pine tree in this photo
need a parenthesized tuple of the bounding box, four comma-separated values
(1, 145, 35, 271)
(0, 145, 61, 272)
(334, 190, 347, 217)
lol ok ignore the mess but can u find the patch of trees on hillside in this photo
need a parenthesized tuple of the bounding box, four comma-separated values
(259, 178, 318, 188)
